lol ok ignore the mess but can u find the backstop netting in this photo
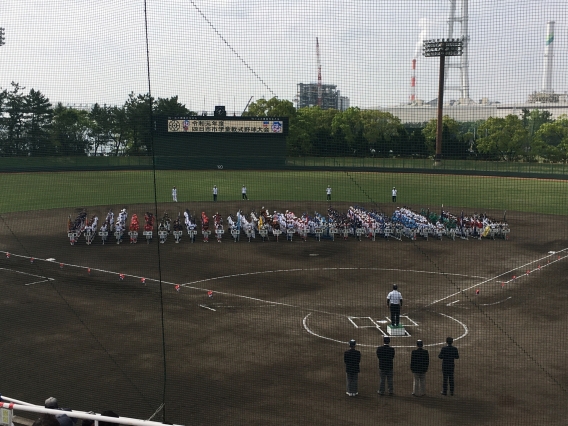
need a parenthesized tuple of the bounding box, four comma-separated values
(0, 2, 567, 425)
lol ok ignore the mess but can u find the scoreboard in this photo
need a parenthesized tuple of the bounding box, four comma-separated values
(154, 116, 288, 170)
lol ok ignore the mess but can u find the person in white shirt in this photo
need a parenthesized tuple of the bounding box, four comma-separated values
(392, 187, 397, 202)
(387, 284, 403, 326)
(326, 185, 332, 201)
(213, 185, 218, 202)
(242, 185, 248, 200)
(172, 186, 177, 202)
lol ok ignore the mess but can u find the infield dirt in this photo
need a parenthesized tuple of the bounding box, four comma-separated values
(0, 201, 567, 425)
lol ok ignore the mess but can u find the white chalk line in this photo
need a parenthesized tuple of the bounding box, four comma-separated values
(428, 248, 568, 307)
(302, 312, 468, 348)
(479, 297, 512, 306)
(0, 267, 55, 285)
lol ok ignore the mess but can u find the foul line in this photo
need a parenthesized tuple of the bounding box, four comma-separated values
(427, 248, 568, 307)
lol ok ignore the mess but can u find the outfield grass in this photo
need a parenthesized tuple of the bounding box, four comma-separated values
(1, 170, 567, 215)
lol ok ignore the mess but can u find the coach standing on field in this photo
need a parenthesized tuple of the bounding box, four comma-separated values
(439, 337, 459, 396)
(344, 339, 361, 396)
(387, 284, 403, 327)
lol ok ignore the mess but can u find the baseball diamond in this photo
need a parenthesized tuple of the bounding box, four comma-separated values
(1, 199, 567, 425)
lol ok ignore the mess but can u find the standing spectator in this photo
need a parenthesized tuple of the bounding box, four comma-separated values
(344, 339, 361, 397)
(387, 284, 403, 327)
(213, 185, 218, 202)
(392, 187, 397, 202)
(44, 397, 76, 426)
(410, 339, 429, 396)
(242, 185, 248, 200)
(376, 336, 395, 395)
(172, 186, 177, 202)
(326, 185, 332, 201)
(439, 336, 460, 396)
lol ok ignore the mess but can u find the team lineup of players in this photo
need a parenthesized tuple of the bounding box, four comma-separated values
(67, 204, 510, 245)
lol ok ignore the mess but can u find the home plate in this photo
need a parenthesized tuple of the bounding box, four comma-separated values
(199, 304, 216, 311)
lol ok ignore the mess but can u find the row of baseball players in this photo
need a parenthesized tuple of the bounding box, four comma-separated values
(171, 185, 398, 202)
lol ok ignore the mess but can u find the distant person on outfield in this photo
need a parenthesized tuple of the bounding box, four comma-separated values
(376, 336, 395, 395)
(410, 339, 429, 396)
(213, 185, 218, 202)
(344, 339, 361, 397)
(439, 337, 459, 396)
(172, 186, 177, 202)
(326, 185, 332, 201)
(242, 185, 248, 200)
(387, 284, 403, 327)
(392, 187, 397, 202)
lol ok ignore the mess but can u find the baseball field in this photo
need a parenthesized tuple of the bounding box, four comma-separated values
(1, 170, 567, 426)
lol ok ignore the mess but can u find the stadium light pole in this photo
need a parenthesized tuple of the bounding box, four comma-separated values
(423, 38, 463, 166)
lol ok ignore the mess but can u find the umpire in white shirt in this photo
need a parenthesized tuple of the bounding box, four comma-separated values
(387, 284, 403, 326)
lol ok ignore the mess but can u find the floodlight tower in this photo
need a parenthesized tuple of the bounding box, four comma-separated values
(423, 38, 463, 166)
(316, 37, 322, 107)
(445, 0, 470, 102)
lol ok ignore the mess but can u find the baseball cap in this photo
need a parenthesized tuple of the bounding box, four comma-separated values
(45, 397, 58, 409)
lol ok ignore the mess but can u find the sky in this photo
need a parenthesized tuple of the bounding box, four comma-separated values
(0, 0, 566, 112)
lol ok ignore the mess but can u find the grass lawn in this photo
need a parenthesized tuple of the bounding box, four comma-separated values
(1, 170, 567, 215)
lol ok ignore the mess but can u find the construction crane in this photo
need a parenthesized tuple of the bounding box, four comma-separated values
(316, 37, 322, 107)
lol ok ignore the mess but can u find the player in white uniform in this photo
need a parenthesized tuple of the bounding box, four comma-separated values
(386, 284, 403, 326)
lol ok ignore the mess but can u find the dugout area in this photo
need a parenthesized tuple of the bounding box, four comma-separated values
(0, 201, 567, 425)
(152, 116, 288, 170)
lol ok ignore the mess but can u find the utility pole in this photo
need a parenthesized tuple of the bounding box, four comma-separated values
(423, 38, 463, 166)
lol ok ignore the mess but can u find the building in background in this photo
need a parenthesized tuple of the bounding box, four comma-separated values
(296, 83, 349, 111)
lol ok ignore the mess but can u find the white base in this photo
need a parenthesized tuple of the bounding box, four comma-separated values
(387, 325, 406, 336)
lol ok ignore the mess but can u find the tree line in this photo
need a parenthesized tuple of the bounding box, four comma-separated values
(1, 85, 567, 163)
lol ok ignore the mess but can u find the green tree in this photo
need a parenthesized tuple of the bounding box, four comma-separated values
(288, 106, 339, 156)
(534, 116, 568, 163)
(24, 89, 53, 156)
(331, 107, 365, 156)
(421, 115, 460, 157)
(155, 96, 192, 117)
(476, 115, 530, 161)
(361, 110, 404, 157)
(51, 104, 91, 155)
(124, 92, 155, 155)
(242, 97, 296, 118)
(2, 82, 26, 155)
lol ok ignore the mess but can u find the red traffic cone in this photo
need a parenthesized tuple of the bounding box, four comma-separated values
(119, 273, 125, 281)
(175, 284, 180, 292)
(141, 277, 146, 284)
(207, 290, 213, 298)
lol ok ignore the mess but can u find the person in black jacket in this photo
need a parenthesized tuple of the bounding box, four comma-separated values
(410, 340, 429, 396)
(344, 339, 361, 396)
(376, 336, 395, 395)
(439, 336, 460, 396)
